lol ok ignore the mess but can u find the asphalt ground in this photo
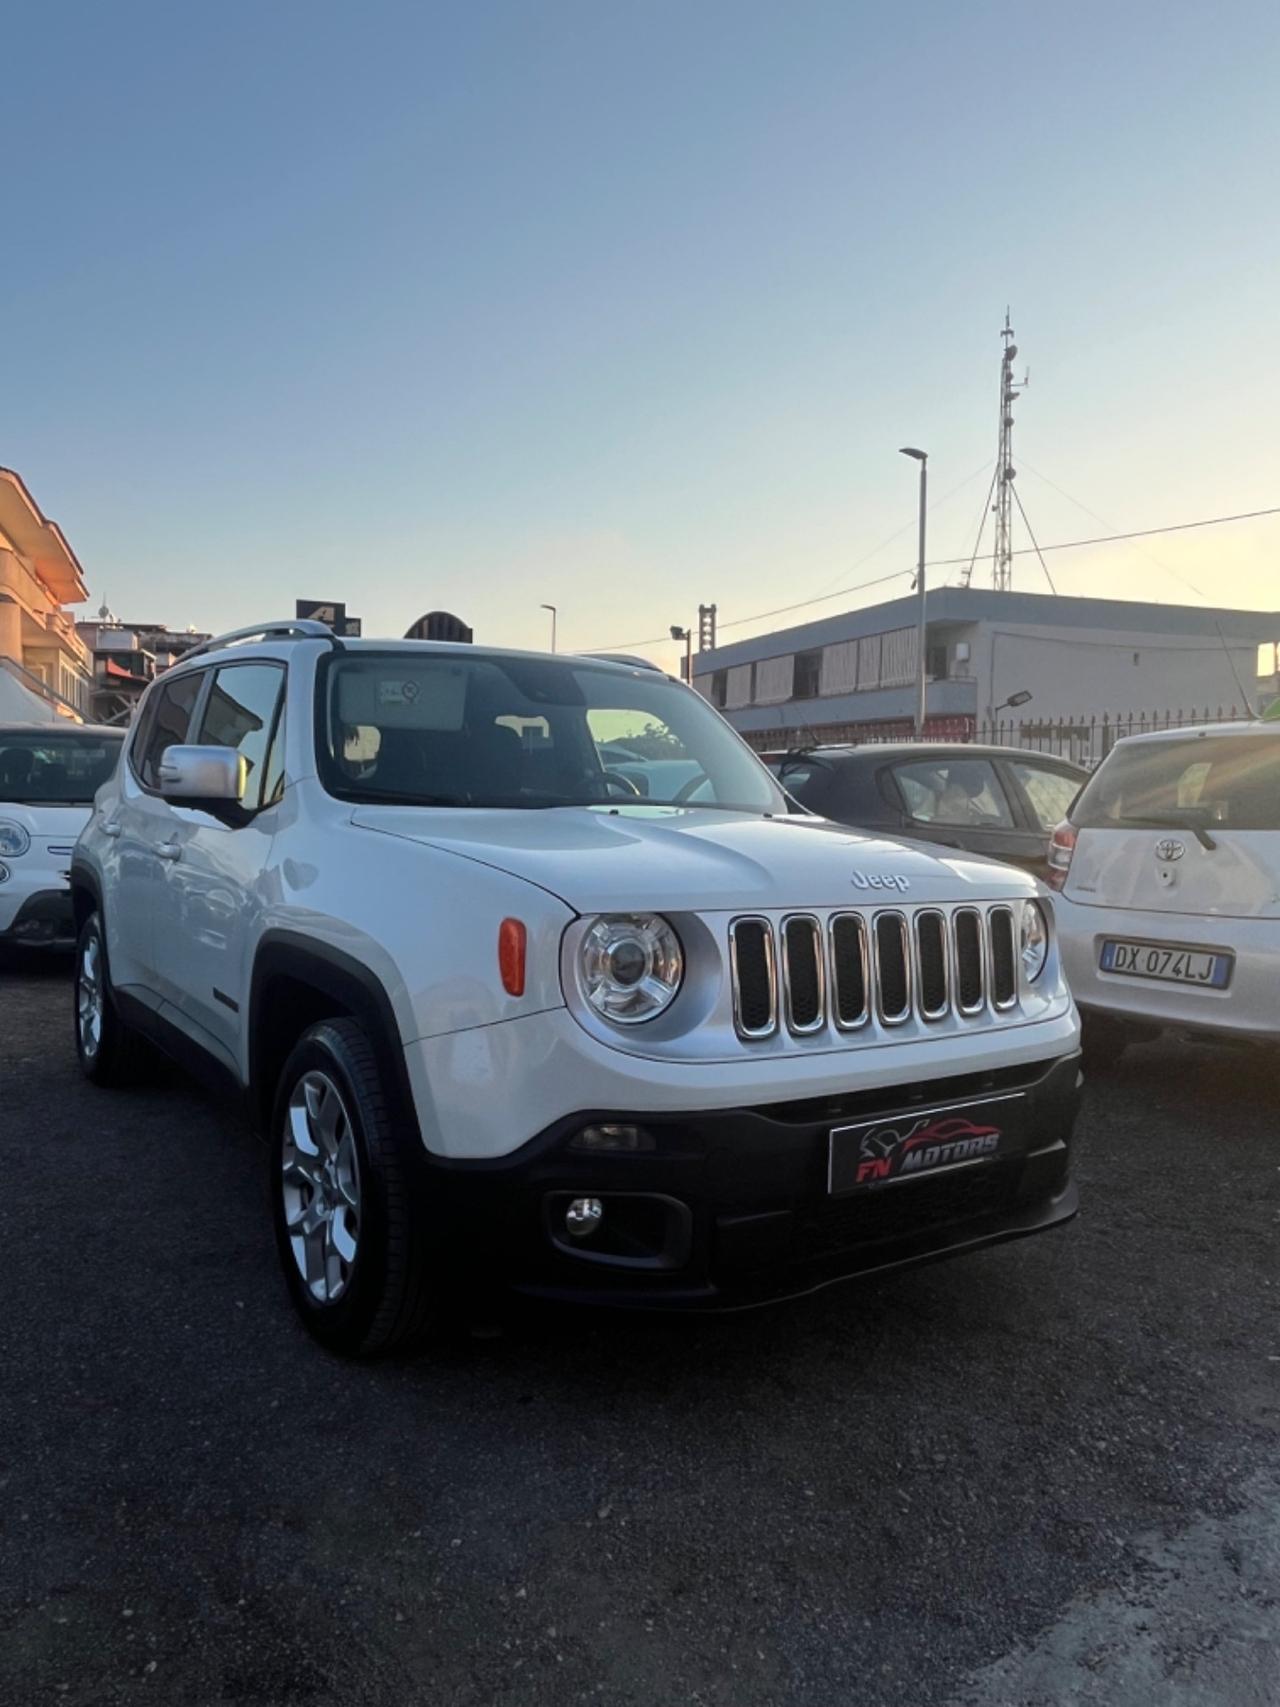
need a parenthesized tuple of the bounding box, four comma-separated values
(1, 954, 1276, 1707)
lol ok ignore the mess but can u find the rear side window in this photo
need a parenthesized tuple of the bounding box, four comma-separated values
(195, 664, 286, 812)
(1075, 735, 1280, 832)
(777, 762, 835, 811)
(1009, 761, 1082, 832)
(136, 672, 204, 789)
(892, 758, 1013, 828)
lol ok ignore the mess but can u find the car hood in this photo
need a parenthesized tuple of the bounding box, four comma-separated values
(350, 804, 1036, 914)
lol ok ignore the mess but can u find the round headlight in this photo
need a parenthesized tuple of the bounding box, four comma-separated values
(0, 820, 30, 858)
(1020, 899, 1049, 983)
(579, 914, 683, 1024)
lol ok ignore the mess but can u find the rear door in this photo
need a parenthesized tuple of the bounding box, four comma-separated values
(999, 756, 1086, 870)
(1064, 730, 1280, 919)
(884, 754, 1041, 866)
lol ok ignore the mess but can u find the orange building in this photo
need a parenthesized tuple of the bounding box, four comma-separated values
(0, 468, 93, 719)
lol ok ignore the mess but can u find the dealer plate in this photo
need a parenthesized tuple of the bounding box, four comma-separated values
(828, 1093, 1026, 1196)
(1099, 939, 1232, 989)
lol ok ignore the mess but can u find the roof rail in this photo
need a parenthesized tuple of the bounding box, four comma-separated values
(580, 651, 664, 672)
(176, 619, 343, 663)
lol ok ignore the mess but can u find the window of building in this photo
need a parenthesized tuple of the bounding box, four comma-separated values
(793, 650, 822, 700)
(711, 670, 727, 707)
(196, 663, 286, 811)
(926, 645, 949, 681)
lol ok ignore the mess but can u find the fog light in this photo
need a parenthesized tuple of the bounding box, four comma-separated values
(565, 1197, 604, 1239)
(570, 1124, 655, 1153)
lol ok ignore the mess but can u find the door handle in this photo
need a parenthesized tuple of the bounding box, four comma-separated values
(156, 839, 182, 862)
(101, 818, 122, 838)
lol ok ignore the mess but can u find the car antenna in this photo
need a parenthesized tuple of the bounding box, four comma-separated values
(1214, 621, 1256, 716)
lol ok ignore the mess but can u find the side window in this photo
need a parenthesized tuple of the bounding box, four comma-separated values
(893, 758, 1013, 828)
(195, 664, 286, 813)
(137, 672, 205, 789)
(1009, 762, 1081, 832)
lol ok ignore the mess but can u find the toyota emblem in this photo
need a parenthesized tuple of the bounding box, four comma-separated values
(1155, 838, 1185, 862)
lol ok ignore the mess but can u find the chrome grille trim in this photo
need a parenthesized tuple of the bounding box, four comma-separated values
(827, 912, 870, 1030)
(780, 914, 825, 1035)
(727, 903, 1029, 1040)
(951, 908, 986, 1014)
(872, 910, 912, 1026)
(914, 909, 950, 1020)
(988, 906, 1018, 1010)
(728, 916, 778, 1038)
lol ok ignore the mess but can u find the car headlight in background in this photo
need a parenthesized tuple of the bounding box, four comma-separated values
(579, 913, 683, 1024)
(1020, 899, 1049, 983)
(0, 821, 30, 858)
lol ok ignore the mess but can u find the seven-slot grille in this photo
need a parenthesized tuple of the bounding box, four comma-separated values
(729, 905, 1023, 1039)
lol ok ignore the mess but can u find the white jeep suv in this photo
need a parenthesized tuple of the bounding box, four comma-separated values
(72, 621, 1082, 1355)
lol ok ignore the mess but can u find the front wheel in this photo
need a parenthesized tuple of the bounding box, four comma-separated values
(74, 913, 149, 1086)
(270, 1018, 444, 1357)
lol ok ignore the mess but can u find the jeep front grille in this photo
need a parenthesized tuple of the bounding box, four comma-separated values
(730, 904, 1022, 1040)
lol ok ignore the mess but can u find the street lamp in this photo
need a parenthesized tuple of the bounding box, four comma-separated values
(900, 448, 928, 737)
(669, 625, 693, 685)
(540, 604, 557, 653)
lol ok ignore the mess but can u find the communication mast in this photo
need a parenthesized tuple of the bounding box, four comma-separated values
(991, 311, 1028, 592)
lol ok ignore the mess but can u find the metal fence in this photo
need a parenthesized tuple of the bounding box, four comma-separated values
(741, 705, 1260, 764)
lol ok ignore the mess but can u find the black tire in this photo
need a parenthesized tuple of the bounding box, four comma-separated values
(73, 912, 150, 1086)
(269, 1018, 444, 1357)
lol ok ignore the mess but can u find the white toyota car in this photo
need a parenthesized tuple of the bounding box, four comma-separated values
(0, 722, 124, 951)
(71, 621, 1081, 1355)
(1049, 720, 1280, 1063)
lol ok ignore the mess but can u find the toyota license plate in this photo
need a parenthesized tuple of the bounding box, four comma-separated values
(828, 1094, 1026, 1195)
(1099, 939, 1232, 989)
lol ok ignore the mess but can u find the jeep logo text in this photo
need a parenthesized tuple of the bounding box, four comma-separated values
(851, 872, 911, 892)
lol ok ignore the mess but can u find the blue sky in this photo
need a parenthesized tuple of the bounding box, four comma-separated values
(5, 0, 1279, 674)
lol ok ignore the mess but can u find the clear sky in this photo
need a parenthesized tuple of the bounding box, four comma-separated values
(5, 0, 1279, 676)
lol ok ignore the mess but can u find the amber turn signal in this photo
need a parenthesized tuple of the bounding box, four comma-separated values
(498, 918, 527, 996)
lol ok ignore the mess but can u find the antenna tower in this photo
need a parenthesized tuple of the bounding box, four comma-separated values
(992, 310, 1028, 592)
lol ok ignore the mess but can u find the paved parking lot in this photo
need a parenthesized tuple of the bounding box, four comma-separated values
(2, 955, 1277, 1707)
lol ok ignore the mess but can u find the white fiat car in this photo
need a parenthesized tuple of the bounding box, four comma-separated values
(0, 723, 124, 951)
(1049, 721, 1280, 1063)
(71, 621, 1081, 1355)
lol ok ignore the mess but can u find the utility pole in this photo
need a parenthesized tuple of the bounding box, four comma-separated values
(669, 624, 693, 683)
(540, 603, 557, 652)
(899, 448, 928, 736)
(992, 311, 1028, 593)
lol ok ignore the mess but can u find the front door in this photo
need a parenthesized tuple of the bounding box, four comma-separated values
(151, 661, 286, 1066)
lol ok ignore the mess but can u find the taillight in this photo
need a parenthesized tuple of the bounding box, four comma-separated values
(1045, 821, 1077, 891)
(498, 918, 527, 996)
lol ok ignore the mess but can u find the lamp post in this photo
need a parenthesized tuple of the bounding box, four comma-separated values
(899, 448, 928, 737)
(669, 625, 693, 684)
(540, 604, 557, 653)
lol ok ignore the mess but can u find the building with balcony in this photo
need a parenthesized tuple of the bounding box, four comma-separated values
(693, 588, 1280, 754)
(0, 468, 93, 719)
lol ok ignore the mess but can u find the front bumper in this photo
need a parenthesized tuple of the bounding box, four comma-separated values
(432, 1052, 1081, 1310)
(0, 885, 76, 950)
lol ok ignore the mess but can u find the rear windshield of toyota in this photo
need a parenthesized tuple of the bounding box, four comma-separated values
(1074, 734, 1280, 833)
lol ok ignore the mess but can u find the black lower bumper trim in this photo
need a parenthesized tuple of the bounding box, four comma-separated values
(0, 888, 76, 949)
(433, 1053, 1083, 1311)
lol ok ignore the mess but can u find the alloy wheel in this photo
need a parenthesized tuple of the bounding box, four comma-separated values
(281, 1071, 362, 1305)
(77, 931, 104, 1059)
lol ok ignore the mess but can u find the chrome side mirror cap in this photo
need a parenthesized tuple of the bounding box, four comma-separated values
(157, 745, 247, 809)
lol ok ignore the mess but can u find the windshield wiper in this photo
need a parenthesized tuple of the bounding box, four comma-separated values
(1114, 811, 1218, 851)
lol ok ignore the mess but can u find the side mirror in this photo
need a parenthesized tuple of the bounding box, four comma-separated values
(157, 745, 247, 817)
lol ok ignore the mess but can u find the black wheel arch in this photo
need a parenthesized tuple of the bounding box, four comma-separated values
(248, 932, 424, 1149)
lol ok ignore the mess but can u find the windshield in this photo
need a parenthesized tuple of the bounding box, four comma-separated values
(317, 652, 787, 813)
(0, 730, 123, 805)
(1074, 733, 1280, 833)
